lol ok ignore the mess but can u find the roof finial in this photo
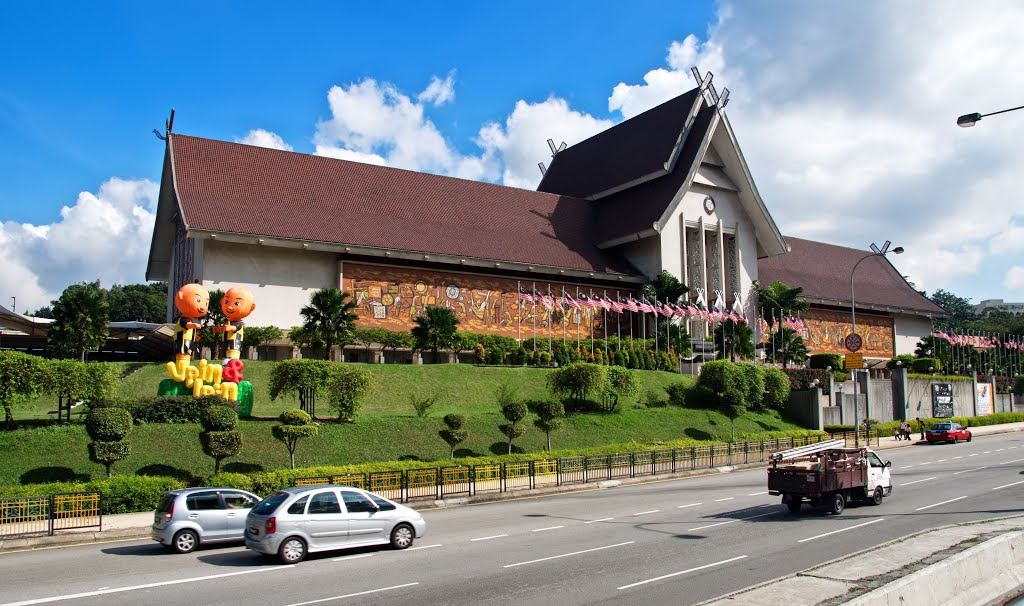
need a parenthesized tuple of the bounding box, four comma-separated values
(546, 138, 567, 157)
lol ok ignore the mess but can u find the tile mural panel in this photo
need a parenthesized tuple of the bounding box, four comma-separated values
(803, 308, 894, 358)
(342, 263, 631, 339)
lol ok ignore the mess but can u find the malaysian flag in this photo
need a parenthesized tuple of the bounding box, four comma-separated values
(519, 290, 534, 304)
(624, 298, 640, 313)
(564, 293, 581, 309)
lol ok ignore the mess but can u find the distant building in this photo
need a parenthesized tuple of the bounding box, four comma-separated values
(758, 237, 948, 363)
(0, 306, 172, 361)
(976, 299, 1024, 316)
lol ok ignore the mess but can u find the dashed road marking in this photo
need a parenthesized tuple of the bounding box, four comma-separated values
(992, 480, 1024, 491)
(532, 525, 564, 532)
(714, 497, 735, 502)
(677, 503, 702, 509)
(285, 583, 419, 606)
(584, 517, 614, 524)
(470, 534, 508, 542)
(617, 555, 748, 590)
(915, 496, 967, 511)
(503, 541, 635, 568)
(900, 476, 936, 486)
(688, 511, 774, 532)
(797, 518, 884, 543)
(632, 510, 660, 516)
(953, 466, 987, 475)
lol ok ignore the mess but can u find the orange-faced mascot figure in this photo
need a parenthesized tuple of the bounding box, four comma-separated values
(173, 283, 210, 363)
(214, 286, 256, 361)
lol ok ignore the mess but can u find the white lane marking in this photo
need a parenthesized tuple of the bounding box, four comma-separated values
(999, 458, 1024, 465)
(95, 588, 109, 591)
(332, 553, 376, 561)
(617, 555, 748, 590)
(900, 476, 936, 486)
(0, 566, 294, 606)
(937, 459, 948, 463)
(285, 582, 420, 606)
(992, 480, 1024, 491)
(633, 510, 660, 516)
(1010, 446, 1019, 449)
(985, 451, 992, 454)
(406, 544, 442, 551)
(918, 461, 932, 466)
(503, 541, 635, 568)
(916, 496, 967, 511)
(714, 497, 735, 502)
(899, 465, 914, 470)
(532, 525, 564, 532)
(797, 518, 885, 543)
(953, 466, 987, 475)
(470, 534, 508, 542)
(996, 449, 1005, 452)
(952, 456, 963, 460)
(677, 503, 702, 509)
(584, 517, 614, 524)
(688, 511, 774, 531)
(748, 491, 768, 496)
(970, 453, 979, 457)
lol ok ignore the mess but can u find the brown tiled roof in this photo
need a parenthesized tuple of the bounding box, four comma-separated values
(168, 134, 639, 276)
(757, 237, 947, 316)
(592, 103, 717, 244)
(537, 88, 701, 199)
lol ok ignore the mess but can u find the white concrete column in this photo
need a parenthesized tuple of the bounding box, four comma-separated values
(680, 212, 688, 286)
(717, 218, 725, 300)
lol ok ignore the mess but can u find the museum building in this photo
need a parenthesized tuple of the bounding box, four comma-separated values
(145, 77, 942, 362)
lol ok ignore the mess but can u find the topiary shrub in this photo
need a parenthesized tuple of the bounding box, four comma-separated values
(487, 347, 505, 365)
(85, 407, 132, 477)
(912, 357, 940, 374)
(809, 353, 843, 370)
(439, 413, 468, 459)
(326, 365, 374, 422)
(272, 408, 319, 469)
(499, 402, 529, 454)
(886, 354, 917, 370)
(763, 367, 791, 410)
(199, 405, 240, 474)
(547, 362, 607, 405)
(126, 395, 225, 424)
(532, 400, 565, 450)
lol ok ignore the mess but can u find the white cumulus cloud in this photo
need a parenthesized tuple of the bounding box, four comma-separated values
(0, 178, 158, 313)
(418, 72, 456, 107)
(236, 129, 293, 151)
(1004, 267, 1024, 291)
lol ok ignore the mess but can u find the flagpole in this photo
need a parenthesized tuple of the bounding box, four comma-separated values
(603, 290, 609, 359)
(516, 280, 521, 343)
(589, 289, 595, 357)
(616, 290, 622, 343)
(576, 286, 581, 353)
(562, 286, 566, 348)
(532, 281, 537, 353)
(547, 283, 553, 355)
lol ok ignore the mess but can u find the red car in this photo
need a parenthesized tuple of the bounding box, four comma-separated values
(925, 422, 972, 444)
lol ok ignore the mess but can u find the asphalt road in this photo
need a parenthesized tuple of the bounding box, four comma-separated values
(2, 432, 1023, 606)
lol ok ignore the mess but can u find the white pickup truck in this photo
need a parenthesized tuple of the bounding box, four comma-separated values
(767, 439, 893, 515)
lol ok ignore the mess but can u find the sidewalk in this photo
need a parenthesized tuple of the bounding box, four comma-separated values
(4, 422, 1024, 553)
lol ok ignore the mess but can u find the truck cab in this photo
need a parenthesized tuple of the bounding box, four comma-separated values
(768, 440, 892, 515)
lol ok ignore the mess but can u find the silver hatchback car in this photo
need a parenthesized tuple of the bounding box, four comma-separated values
(244, 485, 427, 563)
(152, 487, 261, 553)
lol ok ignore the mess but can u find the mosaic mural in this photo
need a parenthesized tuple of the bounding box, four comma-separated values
(802, 308, 894, 358)
(342, 263, 633, 339)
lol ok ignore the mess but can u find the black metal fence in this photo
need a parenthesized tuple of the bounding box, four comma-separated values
(294, 434, 831, 504)
(0, 491, 103, 539)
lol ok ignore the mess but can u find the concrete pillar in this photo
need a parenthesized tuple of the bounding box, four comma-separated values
(413, 352, 423, 365)
(291, 346, 301, 359)
(374, 350, 384, 364)
(971, 375, 978, 417)
(246, 346, 258, 360)
(891, 367, 909, 421)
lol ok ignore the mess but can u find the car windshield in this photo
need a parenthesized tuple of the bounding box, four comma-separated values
(251, 492, 289, 516)
(930, 423, 952, 431)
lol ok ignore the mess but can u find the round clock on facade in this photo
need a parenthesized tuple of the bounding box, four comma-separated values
(703, 195, 716, 215)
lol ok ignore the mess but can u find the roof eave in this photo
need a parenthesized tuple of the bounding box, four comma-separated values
(803, 296, 951, 318)
(188, 229, 647, 284)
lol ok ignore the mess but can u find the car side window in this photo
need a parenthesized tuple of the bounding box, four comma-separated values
(307, 491, 341, 514)
(186, 492, 223, 511)
(287, 496, 309, 515)
(341, 491, 378, 513)
(224, 493, 258, 509)
(367, 494, 397, 511)
(868, 453, 884, 468)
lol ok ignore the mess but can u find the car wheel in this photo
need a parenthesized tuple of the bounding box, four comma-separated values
(967, 433, 972, 442)
(786, 499, 801, 513)
(829, 492, 845, 515)
(171, 529, 199, 554)
(278, 537, 306, 564)
(871, 486, 883, 506)
(953, 436, 959, 444)
(390, 523, 415, 550)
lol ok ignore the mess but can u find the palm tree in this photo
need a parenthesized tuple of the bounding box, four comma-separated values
(299, 289, 358, 360)
(714, 320, 754, 361)
(411, 306, 460, 363)
(754, 280, 809, 329)
(766, 327, 809, 368)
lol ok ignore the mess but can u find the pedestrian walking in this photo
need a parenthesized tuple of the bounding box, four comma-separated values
(916, 417, 925, 441)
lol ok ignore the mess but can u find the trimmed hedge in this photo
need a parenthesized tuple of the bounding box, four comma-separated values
(908, 373, 971, 382)
(0, 475, 185, 514)
(201, 405, 239, 432)
(126, 395, 227, 424)
(782, 368, 830, 391)
(912, 357, 941, 373)
(85, 408, 131, 442)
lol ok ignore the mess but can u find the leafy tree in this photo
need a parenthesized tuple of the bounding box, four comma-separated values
(242, 325, 284, 359)
(736, 363, 766, 410)
(326, 365, 374, 422)
(763, 367, 791, 410)
(30, 306, 53, 319)
(532, 400, 564, 450)
(199, 404, 241, 475)
(696, 360, 747, 441)
(107, 283, 167, 323)
(41, 360, 118, 422)
(602, 366, 639, 412)
(714, 320, 754, 361)
(272, 409, 318, 469)
(379, 330, 414, 354)
(411, 306, 460, 363)
(647, 270, 689, 305)
(928, 289, 977, 331)
(269, 359, 333, 418)
(754, 280, 809, 328)
(0, 351, 45, 429)
(47, 281, 109, 361)
(765, 327, 809, 368)
(196, 289, 228, 359)
(86, 406, 132, 477)
(439, 413, 468, 459)
(300, 288, 358, 360)
(546, 362, 607, 404)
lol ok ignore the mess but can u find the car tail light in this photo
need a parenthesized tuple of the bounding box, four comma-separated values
(165, 500, 174, 520)
(266, 516, 276, 535)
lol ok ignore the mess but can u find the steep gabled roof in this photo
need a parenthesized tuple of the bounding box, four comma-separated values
(757, 237, 948, 316)
(158, 134, 640, 280)
(537, 89, 703, 200)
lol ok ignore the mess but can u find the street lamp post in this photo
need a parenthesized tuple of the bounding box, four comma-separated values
(850, 241, 904, 446)
(957, 104, 1024, 127)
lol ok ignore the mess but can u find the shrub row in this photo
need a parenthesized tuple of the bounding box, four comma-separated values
(123, 395, 228, 424)
(663, 362, 790, 412)
(2, 429, 825, 512)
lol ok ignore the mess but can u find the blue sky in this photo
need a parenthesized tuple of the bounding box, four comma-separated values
(1, 1, 1023, 312)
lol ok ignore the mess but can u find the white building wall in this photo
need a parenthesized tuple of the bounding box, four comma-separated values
(619, 236, 661, 279)
(201, 240, 338, 329)
(894, 314, 933, 356)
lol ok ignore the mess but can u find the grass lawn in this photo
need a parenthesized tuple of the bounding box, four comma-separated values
(2, 361, 808, 487)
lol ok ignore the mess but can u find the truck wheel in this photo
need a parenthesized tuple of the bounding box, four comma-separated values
(787, 500, 801, 513)
(829, 492, 845, 515)
(871, 487, 883, 506)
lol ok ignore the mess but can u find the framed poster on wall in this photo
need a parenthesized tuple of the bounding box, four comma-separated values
(975, 382, 992, 416)
(931, 383, 954, 418)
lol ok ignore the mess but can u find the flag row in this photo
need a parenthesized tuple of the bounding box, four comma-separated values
(518, 291, 750, 324)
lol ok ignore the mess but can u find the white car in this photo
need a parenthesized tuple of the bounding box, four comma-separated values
(244, 485, 427, 563)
